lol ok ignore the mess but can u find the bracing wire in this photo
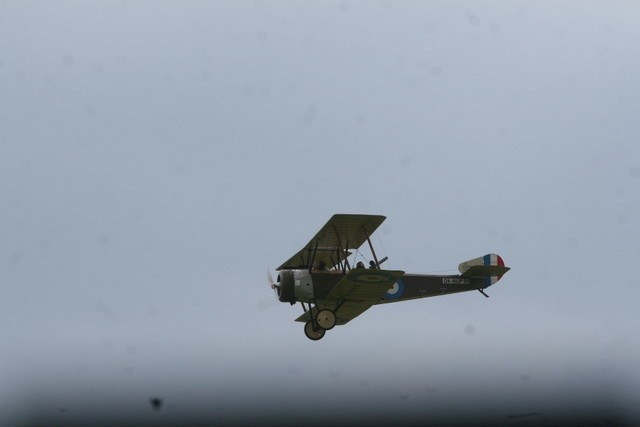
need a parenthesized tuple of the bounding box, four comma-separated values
(352, 248, 361, 265)
(376, 232, 389, 268)
(374, 231, 456, 274)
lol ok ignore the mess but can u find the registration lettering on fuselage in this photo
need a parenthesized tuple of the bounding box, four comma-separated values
(442, 278, 471, 285)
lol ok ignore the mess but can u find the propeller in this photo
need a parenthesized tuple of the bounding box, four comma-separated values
(268, 269, 279, 299)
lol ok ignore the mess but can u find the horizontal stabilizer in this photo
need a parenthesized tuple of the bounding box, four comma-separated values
(459, 254, 510, 287)
(461, 265, 511, 278)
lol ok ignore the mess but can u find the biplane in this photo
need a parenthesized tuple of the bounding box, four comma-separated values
(270, 214, 510, 341)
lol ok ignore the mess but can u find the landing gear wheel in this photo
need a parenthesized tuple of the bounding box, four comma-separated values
(304, 321, 326, 341)
(316, 309, 337, 330)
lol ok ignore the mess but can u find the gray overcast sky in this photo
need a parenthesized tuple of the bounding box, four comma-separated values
(1, 1, 639, 425)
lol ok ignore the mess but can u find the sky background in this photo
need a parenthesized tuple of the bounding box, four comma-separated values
(1, 1, 639, 425)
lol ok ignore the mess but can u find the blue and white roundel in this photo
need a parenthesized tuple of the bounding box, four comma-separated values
(385, 279, 404, 299)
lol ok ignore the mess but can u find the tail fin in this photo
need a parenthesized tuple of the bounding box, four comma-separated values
(458, 254, 510, 287)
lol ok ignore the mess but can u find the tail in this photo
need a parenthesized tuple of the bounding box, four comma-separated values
(458, 254, 510, 288)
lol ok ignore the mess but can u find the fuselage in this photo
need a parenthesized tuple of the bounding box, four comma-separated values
(276, 269, 488, 305)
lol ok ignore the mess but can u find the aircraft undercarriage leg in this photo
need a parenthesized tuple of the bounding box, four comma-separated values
(301, 301, 336, 340)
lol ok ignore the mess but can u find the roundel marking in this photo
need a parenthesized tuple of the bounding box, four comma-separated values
(385, 279, 404, 299)
(352, 273, 387, 283)
(351, 271, 393, 283)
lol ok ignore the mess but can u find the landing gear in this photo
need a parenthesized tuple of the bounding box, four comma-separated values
(301, 302, 339, 341)
(304, 321, 326, 341)
(316, 309, 337, 330)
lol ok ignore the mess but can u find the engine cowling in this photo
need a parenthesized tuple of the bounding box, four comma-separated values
(277, 270, 295, 303)
(276, 269, 315, 304)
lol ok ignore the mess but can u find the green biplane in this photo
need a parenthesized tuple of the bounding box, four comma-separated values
(270, 214, 510, 341)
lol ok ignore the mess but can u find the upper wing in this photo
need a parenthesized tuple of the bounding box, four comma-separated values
(294, 269, 404, 326)
(277, 214, 386, 271)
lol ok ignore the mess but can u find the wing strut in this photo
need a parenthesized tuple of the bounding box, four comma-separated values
(332, 224, 350, 272)
(364, 228, 380, 269)
(308, 240, 319, 273)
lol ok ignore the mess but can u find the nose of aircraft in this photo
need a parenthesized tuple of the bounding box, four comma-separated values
(268, 270, 280, 298)
(277, 270, 295, 303)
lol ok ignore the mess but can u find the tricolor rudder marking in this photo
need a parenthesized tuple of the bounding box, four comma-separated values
(483, 254, 505, 267)
(483, 254, 506, 287)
